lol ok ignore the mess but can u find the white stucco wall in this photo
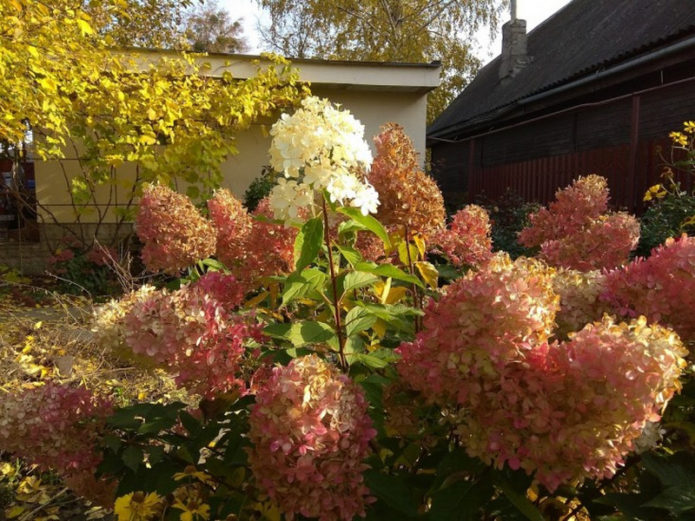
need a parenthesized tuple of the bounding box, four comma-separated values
(34, 53, 439, 223)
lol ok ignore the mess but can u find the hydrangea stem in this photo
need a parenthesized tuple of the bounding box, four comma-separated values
(322, 197, 348, 370)
(404, 224, 423, 331)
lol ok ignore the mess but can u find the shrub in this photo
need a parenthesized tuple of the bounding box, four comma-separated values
(243, 165, 277, 212)
(475, 188, 540, 258)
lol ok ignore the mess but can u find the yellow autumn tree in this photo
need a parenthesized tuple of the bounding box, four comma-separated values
(1, 0, 307, 247)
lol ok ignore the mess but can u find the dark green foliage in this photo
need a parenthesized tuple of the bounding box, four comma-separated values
(243, 166, 277, 212)
(637, 192, 695, 257)
(475, 189, 540, 259)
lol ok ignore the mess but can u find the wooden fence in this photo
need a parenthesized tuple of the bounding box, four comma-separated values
(467, 139, 691, 211)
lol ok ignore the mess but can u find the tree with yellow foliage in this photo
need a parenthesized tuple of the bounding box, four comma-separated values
(1, 0, 306, 247)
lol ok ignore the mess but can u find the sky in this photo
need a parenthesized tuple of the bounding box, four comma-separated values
(222, 0, 574, 63)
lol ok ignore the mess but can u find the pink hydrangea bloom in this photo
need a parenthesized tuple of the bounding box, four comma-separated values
(248, 355, 376, 521)
(519, 175, 639, 271)
(245, 198, 297, 279)
(207, 191, 297, 286)
(0, 383, 114, 502)
(397, 253, 559, 404)
(432, 205, 493, 267)
(136, 184, 217, 273)
(601, 234, 695, 344)
(207, 188, 254, 269)
(397, 255, 687, 492)
(124, 273, 262, 397)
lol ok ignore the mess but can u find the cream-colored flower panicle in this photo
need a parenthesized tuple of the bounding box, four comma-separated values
(268, 96, 379, 220)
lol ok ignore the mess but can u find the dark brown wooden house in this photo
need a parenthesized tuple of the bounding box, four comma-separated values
(428, 0, 695, 210)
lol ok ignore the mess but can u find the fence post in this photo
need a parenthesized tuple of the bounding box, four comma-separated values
(627, 95, 641, 210)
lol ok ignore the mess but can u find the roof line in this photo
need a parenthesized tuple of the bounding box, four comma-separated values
(428, 73, 695, 145)
(117, 46, 442, 69)
(429, 33, 695, 138)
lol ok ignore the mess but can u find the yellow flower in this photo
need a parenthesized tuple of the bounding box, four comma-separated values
(173, 465, 215, 486)
(114, 491, 164, 521)
(670, 131, 688, 146)
(684, 120, 695, 134)
(644, 184, 667, 202)
(172, 486, 210, 521)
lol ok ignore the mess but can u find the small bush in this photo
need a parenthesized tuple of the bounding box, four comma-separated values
(476, 189, 540, 258)
(243, 165, 277, 212)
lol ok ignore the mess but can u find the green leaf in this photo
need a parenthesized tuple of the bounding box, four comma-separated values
(336, 244, 364, 267)
(264, 321, 337, 347)
(642, 452, 695, 514)
(122, 446, 143, 472)
(345, 307, 378, 337)
(337, 207, 391, 248)
(364, 471, 419, 517)
(201, 258, 228, 272)
(294, 217, 324, 271)
(495, 477, 545, 521)
(430, 480, 483, 521)
(179, 411, 202, 437)
(354, 262, 424, 288)
(343, 271, 379, 294)
(350, 353, 390, 368)
(281, 268, 326, 306)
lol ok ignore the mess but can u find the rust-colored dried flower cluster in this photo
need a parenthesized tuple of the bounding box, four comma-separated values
(368, 123, 446, 238)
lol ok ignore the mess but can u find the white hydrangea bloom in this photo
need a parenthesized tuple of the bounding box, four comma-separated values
(268, 178, 314, 220)
(267, 96, 378, 220)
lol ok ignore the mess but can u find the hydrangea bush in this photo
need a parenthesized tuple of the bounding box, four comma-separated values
(3, 101, 694, 521)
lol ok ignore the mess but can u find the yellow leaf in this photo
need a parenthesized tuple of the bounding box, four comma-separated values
(415, 261, 439, 289)
(384, 286, 408, 304)
(372, 319, 387, 339)
(76, 18, 94, 35)
(245, 291, 269, 309)
(413, 234, 426, 258)
(397, 242, 419, 266)
(33, 321, 42, 330)
(138, 134, 157, 146)
(5, 505, 25, 519)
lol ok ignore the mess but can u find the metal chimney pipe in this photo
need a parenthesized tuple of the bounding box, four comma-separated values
(511, 0, 517, 21)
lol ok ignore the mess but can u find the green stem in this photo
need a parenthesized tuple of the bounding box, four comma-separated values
(404, 224, 423, 332)
(322, 198, 347, 370)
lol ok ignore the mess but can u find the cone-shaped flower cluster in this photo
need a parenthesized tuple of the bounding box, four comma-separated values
(397, 255, 687, 491)
(0, 383, 114, 503)
(397, 254, 559, 404)
(368, 123, 446, 239)
(136, 184, 217, 273)
(248, 355, 376, 521)
(432, 204, 493, 267)
(124, 272, 262, 397)
(601, 234, 695, 344)
(519, 175, 640, 270)
(207, 187, 254, 269)
(268, 96, 379, 219)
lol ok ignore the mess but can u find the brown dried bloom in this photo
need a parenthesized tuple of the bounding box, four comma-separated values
(368, 123, 446, 239)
